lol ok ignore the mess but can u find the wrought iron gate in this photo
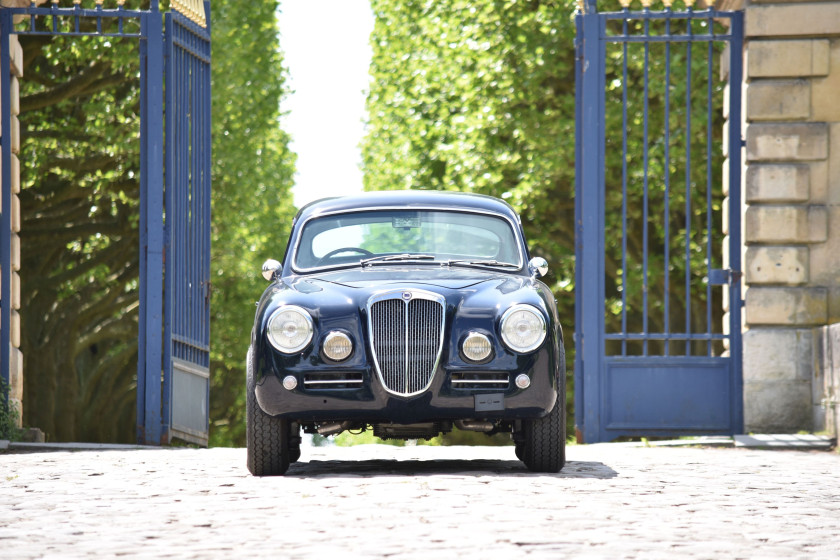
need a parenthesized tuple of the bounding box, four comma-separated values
(0, 1, 211, 445)
(574, 1, 744, 442)
(161, 9, 211, 446)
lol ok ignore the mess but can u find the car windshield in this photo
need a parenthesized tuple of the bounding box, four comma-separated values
(294, 210, 522, 270)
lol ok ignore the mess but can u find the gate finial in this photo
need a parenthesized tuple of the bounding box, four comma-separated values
(172, 0, 207, 28)
(619, 0, 631, 9)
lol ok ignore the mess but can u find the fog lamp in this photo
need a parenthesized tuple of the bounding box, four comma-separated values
(323, 331, 353, 362)
(462, 332, 492, 362)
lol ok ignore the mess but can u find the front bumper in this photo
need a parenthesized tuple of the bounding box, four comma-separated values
(254, 350, 559, 425)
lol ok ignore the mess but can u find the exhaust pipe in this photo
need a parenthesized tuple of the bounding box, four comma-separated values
(317, 421, 353, 436)
(455, 419, 494, 432)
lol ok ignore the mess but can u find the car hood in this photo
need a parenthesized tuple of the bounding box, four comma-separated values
(294, 266, 524, 291)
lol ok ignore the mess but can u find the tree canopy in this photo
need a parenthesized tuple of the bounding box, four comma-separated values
(18, 0, 295, 444)
(207, 0, 296, 446)
(364, 0, 578, 308)
(362, 1, 578, 430)
(363, 0, 730, 436)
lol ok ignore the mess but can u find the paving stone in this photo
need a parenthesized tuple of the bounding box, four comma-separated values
(1, 444, 839, 558)
(734, 433, 836, 449)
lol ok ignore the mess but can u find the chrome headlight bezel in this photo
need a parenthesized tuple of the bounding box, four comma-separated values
(499, 304, 546, 353)
(266, 305, 314, 354)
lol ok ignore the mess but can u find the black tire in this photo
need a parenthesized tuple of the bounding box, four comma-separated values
(289, 422, 302, 463)
(246, 346, 291, 476)
(289, 445, 301, 464)
(520, 396, 566, 473)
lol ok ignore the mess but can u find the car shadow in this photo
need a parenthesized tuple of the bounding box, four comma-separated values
(284, 459, 617, 479)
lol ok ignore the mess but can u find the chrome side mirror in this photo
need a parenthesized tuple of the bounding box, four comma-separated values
(261, 259, 282, 282)
(528, 256, 549, 278)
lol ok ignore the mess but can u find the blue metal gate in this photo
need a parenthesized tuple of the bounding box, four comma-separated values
(0, 1, 211, 446)
(574, 1, 744, 442)
(161, 7, 211, 446)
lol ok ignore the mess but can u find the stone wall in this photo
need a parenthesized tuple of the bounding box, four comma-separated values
(1, 30, 23, 427)
(723, 0, 840, 432)
(813, 324, 840, 438)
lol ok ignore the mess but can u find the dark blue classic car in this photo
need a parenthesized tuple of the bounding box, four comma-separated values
(247, 190, 565, 475)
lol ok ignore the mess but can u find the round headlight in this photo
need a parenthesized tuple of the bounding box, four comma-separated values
(500, 304, 546, 353)
(267, 305, 313, 353)
(322, 331, 353, 362)
(462, 332, 492, 363)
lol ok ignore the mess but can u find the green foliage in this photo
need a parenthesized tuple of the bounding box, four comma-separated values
(333, 430, 405, 447)
(332, 427, 513, 447)
(363, 1, 730, 440)
(363, 0, 577, 325)
(16, 1, 295, 445)
(363, 0, 578, 436)
(600, 18, 729, 356)
(0, 381, 21, 442)
(19, 28, 143, 442)
(207, 0, 296, 447)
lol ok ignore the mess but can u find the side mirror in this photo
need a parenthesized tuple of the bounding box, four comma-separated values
(528, 257, 549, 278)
(261, 259, 282, 282)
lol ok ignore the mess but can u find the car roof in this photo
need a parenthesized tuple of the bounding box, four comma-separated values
(294, 190, 521, 223)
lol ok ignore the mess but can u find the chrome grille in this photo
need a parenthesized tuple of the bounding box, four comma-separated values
(368, 291, 445, 396)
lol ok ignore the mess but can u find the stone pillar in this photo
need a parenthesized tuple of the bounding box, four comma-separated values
(1, 29, 23, 428)
(736, 0, 840, 432)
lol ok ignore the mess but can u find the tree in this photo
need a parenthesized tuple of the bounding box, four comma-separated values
(207, 0, 296, 447)
(19, 27, 143, 442)
(17, 0, 295, 444)
(363, 0, 578, 432)
(362, 0, 729, 436)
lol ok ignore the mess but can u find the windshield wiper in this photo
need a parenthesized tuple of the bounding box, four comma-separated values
(361, 253, 436, 267)
(446, 259, 521, 269)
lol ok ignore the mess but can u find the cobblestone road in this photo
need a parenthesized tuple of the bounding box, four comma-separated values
(2, 443, 839, 559)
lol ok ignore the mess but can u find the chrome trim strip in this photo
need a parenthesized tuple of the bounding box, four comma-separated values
(451, 379, 509, 385)
(303, 379, 364, 386)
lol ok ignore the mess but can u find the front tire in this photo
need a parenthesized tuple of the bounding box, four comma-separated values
(520, 396, 566, 473)
(246, 346, 291, 476)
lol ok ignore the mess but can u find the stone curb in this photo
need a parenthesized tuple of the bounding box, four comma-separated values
(0, 440, 159, 452)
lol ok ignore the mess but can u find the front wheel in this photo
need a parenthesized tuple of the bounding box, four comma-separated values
(246, 346, 291, 476)
(519, 397, 565, 473)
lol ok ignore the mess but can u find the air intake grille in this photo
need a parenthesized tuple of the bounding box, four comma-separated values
(369, 291, 445, 396)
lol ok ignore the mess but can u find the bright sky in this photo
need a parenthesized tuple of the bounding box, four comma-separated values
(277, 1, 375, 209)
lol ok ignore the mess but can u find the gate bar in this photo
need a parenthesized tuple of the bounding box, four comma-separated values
(1, 10, 12, 407)
(727, 10, 745, 434)
(138, 9, 165, 445)
(579, 11, 607, 443)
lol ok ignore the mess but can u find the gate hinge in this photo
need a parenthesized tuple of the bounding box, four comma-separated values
(203, 280, 212, 306)
(709, 269, 742, 285)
